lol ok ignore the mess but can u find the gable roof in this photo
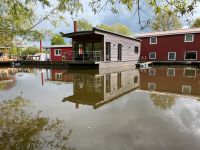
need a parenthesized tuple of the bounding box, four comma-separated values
(135, 28, 200, 38)
(62, 27, 141, 42)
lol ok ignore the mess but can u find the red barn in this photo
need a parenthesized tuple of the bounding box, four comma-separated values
(43, 45, 72, 61)
(136, 28, 200, 62)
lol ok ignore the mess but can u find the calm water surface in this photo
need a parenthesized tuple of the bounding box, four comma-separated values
(0, 66, 200, 150)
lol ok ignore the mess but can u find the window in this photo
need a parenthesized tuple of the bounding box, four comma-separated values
(184, 69, 196, 77)
(134, 46, 139, 54)
(168, 52, 176, 60)
(54, 49, 61, 56)
(134, 76, 138, 84)
(149, 52, 156, 59)
(106, 74, 111, 93)
(148, 83, 156, 91)
(184, 51, 197, 60)
(167, 68, 175, 76)
(117, 72, 122, 89)
(184, 34, 194, 42)
(182, 85, 191, 95)
(55, 73, 62, 80)
(149, 69, 155, 76)
(150, 37, 157, 44)
(118, 44, 122, 61)
(106, 42, 111, 61)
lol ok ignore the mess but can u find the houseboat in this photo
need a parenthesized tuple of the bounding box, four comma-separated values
(136, 28, 200, 63)
(61, 21, 141, 69)
(43, 45, 72, 61)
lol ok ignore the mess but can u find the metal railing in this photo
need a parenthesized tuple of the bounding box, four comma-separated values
(64, 51, 102, 62)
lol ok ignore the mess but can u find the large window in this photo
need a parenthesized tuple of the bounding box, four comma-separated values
(54, 49, 61, 56)
(106, 42, 111, 61)
(149, 52, 156, 59)
(184, 34, 194, 42)
(184, 69, 196, 77)
(134, 46, 139, 54)
(184, 51, 197, 60)
(118, 44, 122, 61)
(168, 52, 176, 60)
(150, 37, 157, 44)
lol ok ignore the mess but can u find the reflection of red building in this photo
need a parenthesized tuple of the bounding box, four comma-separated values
(140, 67, 200, 97)
(49, 69, 73, 82)
(43, 45, 72, 61)
(136, 28, 200, 62)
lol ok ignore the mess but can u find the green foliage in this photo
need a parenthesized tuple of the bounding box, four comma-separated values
(21, 47, 40, 56)
(191, 17, 200, 28)
(77, 19, 92, 31)
(97, 23, 133, 36)
(0, 96, 75, 150)
(51, 34, 66, 45)
(151, 11, 182, 31)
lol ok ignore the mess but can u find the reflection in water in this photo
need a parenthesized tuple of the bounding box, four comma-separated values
(0, 96, 75, 150)
(140, 67, 200, 110)
(150, 93, 176, 110)
(0, 68, 17, 90)
(61, 69, 140, 109)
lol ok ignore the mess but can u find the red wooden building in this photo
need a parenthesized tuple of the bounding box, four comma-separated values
(43, 45, 72, 61)
(136, 28, 200, 62)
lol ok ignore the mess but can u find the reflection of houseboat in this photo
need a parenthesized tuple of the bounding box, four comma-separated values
(62, 69, 140, 109)
(0, 68, 17, 90)
(140, 67, 200, 97)
(61, 21, 141, 69)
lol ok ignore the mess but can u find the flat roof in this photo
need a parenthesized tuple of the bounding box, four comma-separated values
(62, 28, 141, 42)
(135, 28, 200, 38)
(43, 45, 72, 49)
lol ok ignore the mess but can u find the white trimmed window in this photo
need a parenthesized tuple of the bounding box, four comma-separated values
(149, 52, 156, 59)
(184, 69, 196, 77)
(149, 69, 156, 76)
(182, 85, 191, 95)
(55, 73, 62, 80)
(168, 52, 176, 60)
(167, 68, 175, 76)
(184, 51, 197, 60)
(184, 34, 194, 42)
(148, 82, 156, 91)
(150, 37, 157, 44)
(54, 49, 61, 56)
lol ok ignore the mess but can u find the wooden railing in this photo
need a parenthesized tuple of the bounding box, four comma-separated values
(64, 51, 102, 62)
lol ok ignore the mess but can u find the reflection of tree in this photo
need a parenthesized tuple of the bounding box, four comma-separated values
(0, 97, 75, 150)
(150, 93, 176, 110)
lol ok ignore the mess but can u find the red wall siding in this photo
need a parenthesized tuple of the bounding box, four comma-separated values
(140, 33, 200, 61)
(50, 47, 72, 61)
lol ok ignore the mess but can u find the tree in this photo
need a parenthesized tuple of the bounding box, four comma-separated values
(97, 23, 133, 36)
(151, 11, 182, 31)
(0, 96, 75, 150)
(191, 17, 200, 28)
(21, 47, 40, 56)
(77, 19, 92, 31)
(51, 34, 66, 45)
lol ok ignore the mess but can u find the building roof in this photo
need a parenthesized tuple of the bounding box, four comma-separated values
(43, 45, 72, 49)
(135, 28, 200, 38)
(62, 27, 141, 42)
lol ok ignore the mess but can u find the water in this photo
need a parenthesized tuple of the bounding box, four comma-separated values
(0, 66, 200, 150)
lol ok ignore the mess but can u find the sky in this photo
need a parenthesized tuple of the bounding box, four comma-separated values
(32, 1, 200, 47)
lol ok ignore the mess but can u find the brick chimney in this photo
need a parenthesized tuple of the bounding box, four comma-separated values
(74, 21, 77, 32)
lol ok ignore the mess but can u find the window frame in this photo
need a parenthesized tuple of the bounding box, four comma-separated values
(168, 52, 176, 60)
(55, 73, 62, 80)
(183, 68, 196, 78)
(184, 34, 194, 42)
(184, 51, 197, 60)
(182, 85, 191, 95)
(149, 52, 156, 60)
(167, 68, 175, 77)
(134, 46, 139, 54)
(54, 49, 62, 56)
(148, 82, 156, 91)
(150, 37, 157, 44)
